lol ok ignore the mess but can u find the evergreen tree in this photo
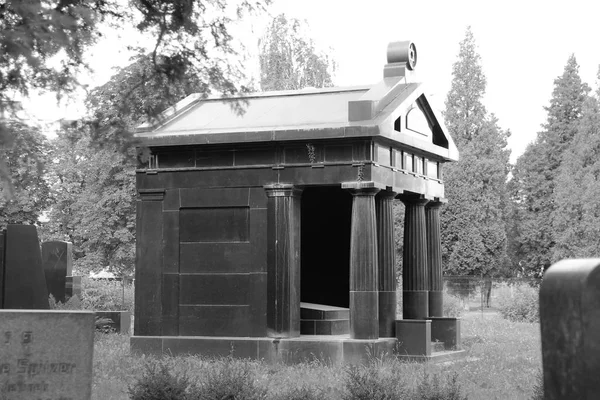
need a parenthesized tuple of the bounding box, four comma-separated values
(259, 14, 335, 91)
(509, 55, 590, 276)
(441, 27, 511, 277)
(552, 67, 600, 261)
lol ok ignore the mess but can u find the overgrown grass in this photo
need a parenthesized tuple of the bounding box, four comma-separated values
(92, 311, 541, 399)
(49, 277, 134, 312)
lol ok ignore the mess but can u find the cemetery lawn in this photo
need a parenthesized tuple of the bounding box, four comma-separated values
(93, 312, 541, 399)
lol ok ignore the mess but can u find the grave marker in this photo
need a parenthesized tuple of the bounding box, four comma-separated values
(540, 258, 600, 399)
(42, 241, 73, 303)
(0, 310, 94, 400)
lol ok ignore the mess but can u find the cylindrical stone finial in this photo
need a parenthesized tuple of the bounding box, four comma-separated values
(387, 41, 417, 70)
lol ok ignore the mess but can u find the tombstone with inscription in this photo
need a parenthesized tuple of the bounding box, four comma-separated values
(540, 258, 600, 399)
(42, 241, 73, 303)
(131, 40, 462, 363)
(0, 310, 94, 400)
(0, 225, 49, 310)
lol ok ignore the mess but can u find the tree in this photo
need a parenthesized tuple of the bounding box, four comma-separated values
(1, 0, 269, 188)
(552, 69, 600, 261)
(0, 120, 50, 226)
(259, 14, 335, 91)
(509, 55, 590, 276)
(441, 27, 511, 277)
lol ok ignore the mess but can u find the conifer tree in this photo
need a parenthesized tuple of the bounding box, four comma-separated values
(441, 27, 511, 277)
(509, 55, 590, 275)
(552, 67, 600, 260)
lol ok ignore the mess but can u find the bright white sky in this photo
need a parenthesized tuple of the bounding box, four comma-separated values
(25, 0, 600, 163)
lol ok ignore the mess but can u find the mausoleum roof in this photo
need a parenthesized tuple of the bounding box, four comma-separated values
(135, 41, 458, 162)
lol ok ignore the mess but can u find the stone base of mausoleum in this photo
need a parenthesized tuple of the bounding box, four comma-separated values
(130, 334, 465, 365)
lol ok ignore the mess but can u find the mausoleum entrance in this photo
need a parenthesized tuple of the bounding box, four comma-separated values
(300, 186, 352, 309)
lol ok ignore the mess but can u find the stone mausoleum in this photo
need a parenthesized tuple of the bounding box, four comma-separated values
(131, 41, 462, 363)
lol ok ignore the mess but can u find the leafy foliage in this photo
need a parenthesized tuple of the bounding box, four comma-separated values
(259, 14, 335, 91)
(497, 285, 539, 323)
(0, 120, 50, 225)
(509, 55, 590, 275)
(441, 27, 511, 277)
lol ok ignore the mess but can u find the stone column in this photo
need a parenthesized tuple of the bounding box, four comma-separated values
(400, 195, 429, 319)
(376, 190, 397, 337)
(426, 200, 444, 317)
(265, 184, 303, 338)
(343, 181, 380, 339)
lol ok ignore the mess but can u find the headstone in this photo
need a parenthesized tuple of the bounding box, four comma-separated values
(539, 258, 600, 399)
(42, 241, 73, 303)
(1, 225, 49, 309)
(0, 310, 94, 399)
(65, 276, 82, 299)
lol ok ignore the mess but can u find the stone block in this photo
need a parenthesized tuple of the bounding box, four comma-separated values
(2, 225, 49, 310)
(429, 317, 461, 350)
(395, 319, 431, 356)
(65, 276, 82, 299)
(41, 241, 73, 303)
(0, 310, 94, 399)
(540, 259, 600, 399)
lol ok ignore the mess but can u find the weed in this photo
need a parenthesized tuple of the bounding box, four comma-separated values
(342, 362, 406, 400)
(415, 371, 467, 400)
(191, 357, 267, 400)
(128, 359, 191, 400)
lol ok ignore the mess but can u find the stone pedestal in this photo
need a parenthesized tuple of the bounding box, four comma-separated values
(395, 319, 431, 356)
(265, 184, 302, 338)
(425, 201, 444, 317)
(429, 317, 461, 350)
(343, 182, 380, 339)
(400, 195, 429, 319)
(376, 190, 397, 337)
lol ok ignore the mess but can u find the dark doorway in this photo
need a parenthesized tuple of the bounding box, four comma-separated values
(301, 186, 352, 308)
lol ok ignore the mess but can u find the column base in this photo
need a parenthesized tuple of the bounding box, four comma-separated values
(395, 319, 431, 356)
(350, 291, 378, 339)
(428, 290, 444, 317)
(429, 317, 461, 350)
(403, 290, 429, 319)
(378, 291, 396, 337)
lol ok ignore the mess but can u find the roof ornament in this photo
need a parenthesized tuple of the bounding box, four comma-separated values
(384, 41, 417, 79)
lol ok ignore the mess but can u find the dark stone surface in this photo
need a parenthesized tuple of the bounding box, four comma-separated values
(300, 303, 349, 320)
(179, 274, 249, 305)
(265, 184, 302, 338)
(162, 211, 179, 273)
(396, 319, 431, 356)
(161, 273, 179, 336)
(179, 187, 250, 208)
(346, 182, 380, 339)
(134, 198, 164, 336)
(41, 241, 73, 303)
(540, 259, 600, 399)
(399, 195, 430, 319)
(314, 319, 349, 335)
(179, 242, 251, 273)
(428, 291, 444, 317)
(163, 337, 259, 359)
(426, 201, 444, 317)
(429, 317, 461, 350)
(179, 208, 249, 242)
(0, 231, 4, 308)
(179, 305, 251, 336)
(2, 225, 49, 309)
(376, 191, 397, 337)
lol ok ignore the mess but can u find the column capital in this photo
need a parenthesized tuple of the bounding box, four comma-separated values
(264, 184, 303, 198)
(425, 198, 448, 209)
(378, 189, 398, 199)
(398, 193, 429, 207)
(342, 181, 382, 196)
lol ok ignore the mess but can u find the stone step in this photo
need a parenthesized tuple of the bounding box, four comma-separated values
(300, 319, 349, 335)
(300, 302, 349, 320)
(432, 341, 445, 353)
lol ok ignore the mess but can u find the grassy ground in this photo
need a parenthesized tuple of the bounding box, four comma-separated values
(92, 311, 541, 399)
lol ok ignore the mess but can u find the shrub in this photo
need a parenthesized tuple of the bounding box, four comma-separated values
(128, 360, 191, 400)
(415, 371, 467, 400)
(273, 384, 323, 400)
(497, 285, 539, 323)
(191, 357, 267, 400)
(343, 363, 406, 400)
(80, 277, 134, 312)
